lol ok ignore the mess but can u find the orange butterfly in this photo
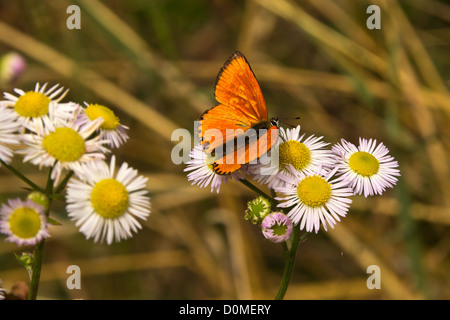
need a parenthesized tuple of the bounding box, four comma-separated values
(198, 51, 279, 175)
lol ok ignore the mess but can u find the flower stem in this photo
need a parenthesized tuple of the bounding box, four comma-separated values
(275, 225, 301, 300)
(239, 178, 276, 203)
(54, 170, 73, 194)
(238, 178, 303, 300)
(27, 239, 45, 300)
(27, 167, 55, 300)
(0, 159, 45, 193)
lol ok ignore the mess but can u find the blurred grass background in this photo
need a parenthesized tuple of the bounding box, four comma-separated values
(0, 0, 449, 299)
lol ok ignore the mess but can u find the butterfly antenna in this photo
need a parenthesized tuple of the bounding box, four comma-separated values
(278, 116, 301, 128)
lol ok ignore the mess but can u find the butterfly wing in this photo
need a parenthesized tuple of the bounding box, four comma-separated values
(198, 103, 252, 154)
(212, 161, 243, 175)
(214, 51, 268, 121)
(211, 123, 279, 175)
(199, 51, 268, 151)
(198, 51, 277, 175)
(235, 124, 278, 166)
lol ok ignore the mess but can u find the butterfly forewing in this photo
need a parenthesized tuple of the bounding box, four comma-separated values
(198, 51, 278, 175)
(198, 103, 254, 154)
(214, 51, 268, 121)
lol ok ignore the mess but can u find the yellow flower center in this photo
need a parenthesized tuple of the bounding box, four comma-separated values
(9, 207, 42, 239)
(42, 127, 85, 162)
(86, 104, 119, 130)
(14, 91, 50, 118)
(297, 176, 331, 208)
(348, 151, 379, 177)
(279, 140, 311, 171)
(90, 179, 129, 219)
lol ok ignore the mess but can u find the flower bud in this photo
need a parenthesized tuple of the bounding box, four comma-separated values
(15, 252, 34, 280)
(244, 196, 271, 224)
(27, 191, 49, 211)
(261, 212, 293, 243)
(0, 52, 26, 83)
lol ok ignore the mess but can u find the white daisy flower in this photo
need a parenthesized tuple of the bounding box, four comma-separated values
(275, 165, 353, 233)
(249, 125, 335, 189)
(19, 104, 110, 184)
(184, 144, 244, 193)
(2, 82, 72, 132)
(332, 138, 400, 197)
(76, 102, 129, 148)
(65, 156, 151, 245)
(0, 103, 21, 165)
(0, 198, 49, 247)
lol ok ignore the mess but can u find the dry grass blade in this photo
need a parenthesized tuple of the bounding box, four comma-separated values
(1, 250, 190, 284)
(0, 20, 179, 143)
(353, 197, 450, 226)
(76, 0, 211, 114)
(327, 223, 423, 299)
(380, 1, 450, 203)
(285, 278, 377, 299)
(1, 0, 449, 300)
(254, 0, 388, 77)
(395, 11, 448, 93)
(306, 0, 379, 52)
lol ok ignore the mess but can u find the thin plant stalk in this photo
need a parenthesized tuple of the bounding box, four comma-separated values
(27, 239, 45, 300)
(239, 178, 276, 203)
(27, 166, 54, 300)
(0, 159, 45, 193)
(239, 178, 302, 300)
(275, 226, 301, 300)
(2, 157, 73, 299)
(27, 169, 74, 299)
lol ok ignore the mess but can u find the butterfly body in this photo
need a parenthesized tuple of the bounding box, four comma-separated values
(198, 51, 278, 175)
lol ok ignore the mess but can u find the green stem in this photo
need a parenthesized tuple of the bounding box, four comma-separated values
(239, 178, 303, 300)
(0, 159, 45, 193)
(45, 166, 54, 195)
(54, 170, 73, 194)
(27, 239, 45, 300)
(275, 225, 301, 300)
(27, 167, 56, 300)
(239, 178, 276, 203)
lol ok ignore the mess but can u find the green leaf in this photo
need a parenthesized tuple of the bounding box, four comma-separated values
(47, 216, 62, 226)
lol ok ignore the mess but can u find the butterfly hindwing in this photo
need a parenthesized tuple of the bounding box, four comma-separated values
(211, 122, 278, 175)
(236, 124, 278, 165)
